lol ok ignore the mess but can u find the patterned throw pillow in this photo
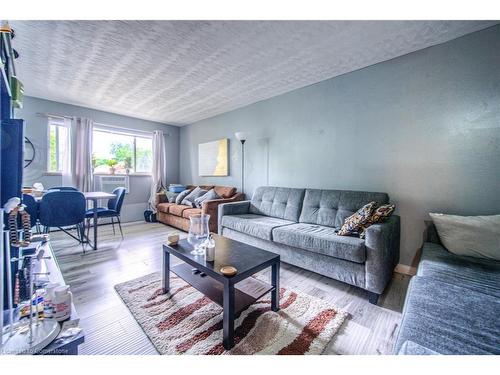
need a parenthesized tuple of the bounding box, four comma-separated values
(358, 204, 396, 238)
(194, 189, 220, 208)
(175, 189, 192, 205)
(366, 204, 395, 226)
(182, 186, 208, 207)
(337, 201, 378, 236)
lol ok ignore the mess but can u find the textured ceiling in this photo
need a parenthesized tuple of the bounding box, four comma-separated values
(11, 20, 497, 125)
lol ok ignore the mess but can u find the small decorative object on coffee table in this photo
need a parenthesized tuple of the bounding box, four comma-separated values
(187, 214, 210, 256)
(167, 233, 179, 246)
(220, 266, 237, 276)
(162, 234, 280, 350)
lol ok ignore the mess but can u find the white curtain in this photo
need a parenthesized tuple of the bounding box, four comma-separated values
(148, 130, 166, 212)
(74, 117, 94, 192)
(61, 117, 73, 187)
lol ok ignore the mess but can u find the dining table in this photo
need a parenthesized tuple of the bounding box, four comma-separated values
(33, 190, 116, 250)
(84, 191, 117, 250)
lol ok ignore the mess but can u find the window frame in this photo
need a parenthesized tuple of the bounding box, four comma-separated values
(92, 126, 153, 176)
(46, 118, 71, 175)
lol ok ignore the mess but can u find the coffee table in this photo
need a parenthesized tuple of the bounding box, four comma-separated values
(162, 234, 280, 350)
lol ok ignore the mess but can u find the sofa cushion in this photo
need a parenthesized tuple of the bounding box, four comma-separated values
(395, 276, 500, 354)
(429, 213, 500, 261)
(299, 189, 389, 228)
(182, 186, 208, 207)
(214, 186, 236, 199)
(397, 341, 439, 355)
(272, 223, 366, 263)
(221, 214, 295, 241)
(249, 186, 305, 222)
(164, 191, 179, 203)
(169, 204, 191, 217)
(182, 208, 202, 219)
(175, 189, 192, 205)
(418, 242, 500, 298)
(157, 202, 174, 214)
(194, 189, 220, 208)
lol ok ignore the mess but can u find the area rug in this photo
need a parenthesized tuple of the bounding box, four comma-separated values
(114, 272, 348, 355)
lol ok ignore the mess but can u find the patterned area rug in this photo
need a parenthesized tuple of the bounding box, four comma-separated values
(115, 272, 348, 355)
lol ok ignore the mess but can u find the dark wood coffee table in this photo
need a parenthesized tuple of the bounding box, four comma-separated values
(162, 234, 280, 350)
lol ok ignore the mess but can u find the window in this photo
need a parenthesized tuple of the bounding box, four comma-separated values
(47, 118, 71, 173)
(92, 128, 152, 175)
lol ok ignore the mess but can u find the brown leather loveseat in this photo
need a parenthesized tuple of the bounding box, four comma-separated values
(156, 185, 244, 232)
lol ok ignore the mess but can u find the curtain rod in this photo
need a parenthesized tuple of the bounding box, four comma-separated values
(36, 112, 156, 136)
(94, 122, 153, 136)
(36, 112, 73, 120)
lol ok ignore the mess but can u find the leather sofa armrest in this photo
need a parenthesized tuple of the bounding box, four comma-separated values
(364, 215, 401, 295)
(217, 200, 251, 234)
(201, 193, 245, 231)
(156, 192, 167, 205)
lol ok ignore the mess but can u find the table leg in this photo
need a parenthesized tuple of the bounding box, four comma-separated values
(223, 282, 235, 350)
(92, 198, 98, 250)
(162, 250, 170, 293)
(271, 261, 280, 312)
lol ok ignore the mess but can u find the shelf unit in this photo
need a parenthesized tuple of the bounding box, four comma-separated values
(1, 23, 85, 355)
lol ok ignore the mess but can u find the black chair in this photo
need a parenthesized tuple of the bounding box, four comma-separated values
(85, 187, 126, 238)
(39, 190, 87, 252)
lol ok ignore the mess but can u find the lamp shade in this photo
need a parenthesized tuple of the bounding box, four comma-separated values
(235, 132, 250, 142)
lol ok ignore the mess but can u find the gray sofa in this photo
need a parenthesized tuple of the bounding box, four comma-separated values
(395, 224, 500, 354)
(218, 186, 400, 304)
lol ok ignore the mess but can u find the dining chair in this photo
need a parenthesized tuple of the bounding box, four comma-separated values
(22, 193, 40, 233)
(39, 190, 87, 252)
(48, 186, 79, 191)
(85, 187, 126, 239)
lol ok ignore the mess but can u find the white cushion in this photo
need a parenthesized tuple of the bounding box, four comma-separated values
(429, 213, 500, 261)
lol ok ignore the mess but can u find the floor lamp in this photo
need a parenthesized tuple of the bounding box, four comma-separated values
(235, 132, 250, 194)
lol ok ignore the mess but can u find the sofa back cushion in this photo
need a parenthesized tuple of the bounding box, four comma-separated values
(250, 186, 305, 222)
(214, 186, 237, 198)
(299, 189, 389, 228)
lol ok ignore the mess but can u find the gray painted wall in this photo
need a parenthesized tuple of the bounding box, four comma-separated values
(18, 96, 180, 222)
(180, 25, 500, 266)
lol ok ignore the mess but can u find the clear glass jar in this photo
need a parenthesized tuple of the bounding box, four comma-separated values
(187, 214, 210, 255)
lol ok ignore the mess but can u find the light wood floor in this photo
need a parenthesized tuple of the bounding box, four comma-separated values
(49, 221, 410, 355)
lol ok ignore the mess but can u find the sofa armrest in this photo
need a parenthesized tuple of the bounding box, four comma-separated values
(364, 215, 401, 294)
(201, 193, 245, 219)
(217, 200, 251, 234)
(156, 192, 167, 205)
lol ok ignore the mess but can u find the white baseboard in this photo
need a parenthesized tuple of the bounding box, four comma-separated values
(394, 263, 417, 276)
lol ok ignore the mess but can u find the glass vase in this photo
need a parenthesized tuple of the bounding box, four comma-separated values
(187, 214, 210, 255)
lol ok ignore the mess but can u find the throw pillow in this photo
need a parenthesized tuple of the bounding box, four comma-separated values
(337, 201, 378, 236)
(365, 204, 395, 226)
(175, 189, 192, 205)
(358, 204, 396, 239)
(165, 191, 179, 203)
(181, 186, 208, 207)
(429, 213, 500, 261)
(194, 189, 220, 208)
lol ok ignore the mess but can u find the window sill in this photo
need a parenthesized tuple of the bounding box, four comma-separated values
(93, 173, 151, 177)
(44, 172, 63, 176)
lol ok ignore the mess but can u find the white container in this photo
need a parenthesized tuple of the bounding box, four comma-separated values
(43, 282, 60, 319)
(52, 285, 72, 322)
(204, 235, 216, 262)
